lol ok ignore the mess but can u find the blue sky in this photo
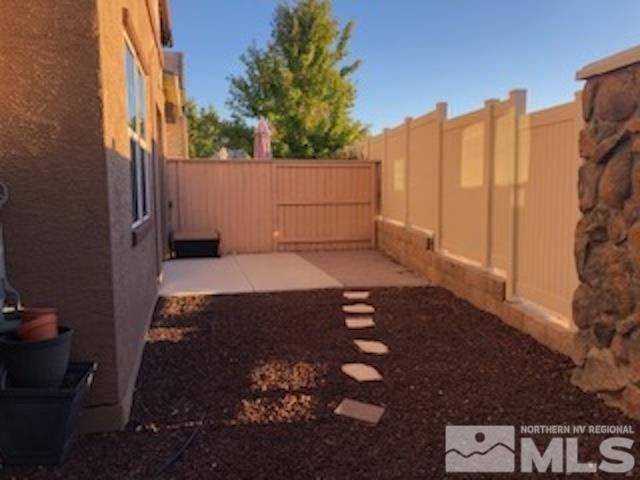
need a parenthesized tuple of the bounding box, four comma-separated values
(170, 0, 640, 134)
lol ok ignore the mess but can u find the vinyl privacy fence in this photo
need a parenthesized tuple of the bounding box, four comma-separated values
(166, 159, 378, 254)
(351, 90, 583, 324)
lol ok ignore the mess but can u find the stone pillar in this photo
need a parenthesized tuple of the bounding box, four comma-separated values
(572, 47, 640, 419)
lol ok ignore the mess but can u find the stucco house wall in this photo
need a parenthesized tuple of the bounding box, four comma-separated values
(0, 1, 119, 406)
(0, 0, 174, 430)
(93, 0, 169, 429)
(166, 115, 189, 158)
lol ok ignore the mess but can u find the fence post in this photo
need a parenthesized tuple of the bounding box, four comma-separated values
(573, 90, 584, 149)
(270, 161, 278, 252)
(382, 128, 389, 221)
(370, 160, 377, 248)
(506, 89, 527, 300)
(435, 102, 447, 251)
(404, 117, 412, 227)
(173, 161, 182, 233)
(482, 98, 499, 268)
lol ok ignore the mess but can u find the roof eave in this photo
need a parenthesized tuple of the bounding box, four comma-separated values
(160, 0, 174, 47)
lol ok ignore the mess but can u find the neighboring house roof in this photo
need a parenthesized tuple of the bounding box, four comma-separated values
(228, 149, 251, 160)
(160, 0, 173, 47)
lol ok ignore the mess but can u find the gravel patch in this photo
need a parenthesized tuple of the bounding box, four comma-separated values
(4, 286, 639, 479)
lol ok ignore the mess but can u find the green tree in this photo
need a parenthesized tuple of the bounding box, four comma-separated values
(184, 98, 220, 158)
(219, 116, 254, 155)
(184, 99, 254, 158)
(228, 0, 367, 158)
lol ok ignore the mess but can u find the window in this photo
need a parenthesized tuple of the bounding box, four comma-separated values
(125, 39, 151, 226)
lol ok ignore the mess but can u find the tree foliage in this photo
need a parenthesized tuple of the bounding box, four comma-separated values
(184, 99, 219, 158)
(228, 0, 367, 158)
(184, 98, 253, 158)
(219, 117, 254, 155)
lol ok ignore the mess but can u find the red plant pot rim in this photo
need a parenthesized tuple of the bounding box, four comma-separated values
(21, 308, 59, 325)
(20, 317, 57, 331)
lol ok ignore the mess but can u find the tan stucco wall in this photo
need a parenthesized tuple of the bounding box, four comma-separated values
(96, 0, 166, 427)
(0, 1, 119, 404)
(166, 116, 189, 157)
(0, 0, 167, 430)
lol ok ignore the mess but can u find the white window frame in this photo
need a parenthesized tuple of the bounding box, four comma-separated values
(124, 34, 152, 229)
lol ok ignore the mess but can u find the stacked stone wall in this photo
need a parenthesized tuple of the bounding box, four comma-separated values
(572, 63, 640, 419)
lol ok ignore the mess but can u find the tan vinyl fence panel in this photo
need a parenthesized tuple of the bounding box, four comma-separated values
(354, 90, 582, 325)
(491, 106, 518, 273)
(275, 162, 376, 250)
(383, 125, 408, 223)
(515, 100, 582, 319)
(442, 110, 487, 264)
(166, 160, 274, 253)
(166, 159, 377, 254)
(407, 108, 444, 234)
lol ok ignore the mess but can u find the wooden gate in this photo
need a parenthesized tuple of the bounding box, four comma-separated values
(166, 159, 378, 253)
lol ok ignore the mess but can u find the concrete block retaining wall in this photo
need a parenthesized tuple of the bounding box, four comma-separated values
(376, 219, 579, 362)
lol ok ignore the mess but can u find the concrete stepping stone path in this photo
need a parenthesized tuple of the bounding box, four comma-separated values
(345, 316, 375, 329)
(342, 303, 375, 314)
(353, 339, 389, 355)
(343, 291, 370, 301)
(337, 294, 387, 426)
(341, 363, 383, 382)
(334, 398, 385, 425)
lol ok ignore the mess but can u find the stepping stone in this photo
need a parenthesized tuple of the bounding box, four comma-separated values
(341, 363, 383, 382)
(343, 291, 370, 301)
(334, 398, 385, 425)
(345, 316, 375, 329)
(353, 339, 389, 355)
(342, 303, 375, 314)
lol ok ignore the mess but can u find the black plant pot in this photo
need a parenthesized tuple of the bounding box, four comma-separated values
(0, 327, 73, 388)
(0, 362, 96, 465)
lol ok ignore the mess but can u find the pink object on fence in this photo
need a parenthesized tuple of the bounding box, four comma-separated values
(253, 119, 272, 160)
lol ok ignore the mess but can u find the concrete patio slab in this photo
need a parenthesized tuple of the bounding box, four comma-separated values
(353, 339, 389, 355)
(334, 398, 385, 425)
(343, 291, 370, 300)
(234, 253, 342, 292)
(159, 257, 253, 297)
(343, 303, 375, 314)
(160, 253, 343, 297)
(160, 249, 426, 298)
(341, 363, 383, 382)
(345, 316, 375, 329)
(301, 249, 429, 288)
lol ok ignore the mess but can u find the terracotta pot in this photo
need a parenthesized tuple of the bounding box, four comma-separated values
(21, 307, 58, 325)
(19, 309, 59, 342)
